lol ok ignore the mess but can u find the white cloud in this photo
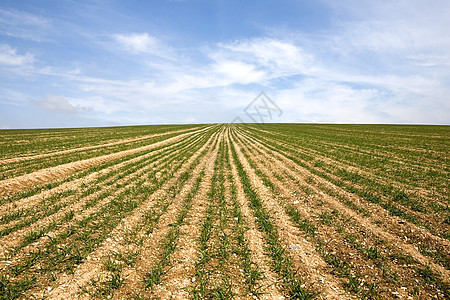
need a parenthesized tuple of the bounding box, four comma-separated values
(33, 94, 93, 114)
(74, 39, 304, 99)
(321, 1, 450, 66)
(0, 44, 34, 66)
(275, 79, 388, 123)
(114, 33, 157, 53)
(218, 38, 312, 76)
(0, 8, 49, 41)
(34, 94, 77, 113)
(0, 88, 30, 105)
(3, 0, 449, 126)
(56, 26, 449, 124)
(113, 33, 173, 58)
(213, 60, 265, 85)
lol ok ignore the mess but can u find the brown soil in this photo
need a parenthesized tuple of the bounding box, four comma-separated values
(238, 128, 450, 243)
(240, 127, 446, 200)
(0, 126, 204, 165)
(0, 128, 206, 217)
(43, 128, 219, 299)
(2, 124, 447, 300)
(231, 132, 353, 299)
(0, 126, 210, 196)
(227, 134, 285, 300)
(235, 129, 450, 284)
(0, 131, 207, 259)
(237, 130, 444, 298)
(146, 131, 222, 299)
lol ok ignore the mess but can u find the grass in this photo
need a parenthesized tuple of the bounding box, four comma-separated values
(192, 139, 227, 298)
(1, 128, 215, 298)
(229, 132, 319, 299)
(234, 125, 449, 298)
(239, 124, 450, 254)
(1, 123, 448, 299)
(144, 172, 204, 289)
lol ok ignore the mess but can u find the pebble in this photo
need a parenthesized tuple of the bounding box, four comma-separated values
(287, 244, 301, 250)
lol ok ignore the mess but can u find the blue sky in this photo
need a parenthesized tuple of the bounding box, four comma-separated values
(1, 0, 449, 128)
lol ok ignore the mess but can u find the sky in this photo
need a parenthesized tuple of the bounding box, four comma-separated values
(0, 0, 449, 128)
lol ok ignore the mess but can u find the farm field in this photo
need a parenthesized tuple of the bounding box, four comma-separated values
(0, 123, 448, 299)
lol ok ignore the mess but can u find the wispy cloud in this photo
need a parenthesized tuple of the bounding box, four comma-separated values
(42, 26, 450, 124)
(0, 44, 34, 66)
(1, 1, 449, 127)
(215, 38, 312, 78)
(33, 94, 93, 114)
(112, 32, 174, 59)
(0, 8, 49, 41)
(0, 88, 30, 106)
(212, 60, 265, 85)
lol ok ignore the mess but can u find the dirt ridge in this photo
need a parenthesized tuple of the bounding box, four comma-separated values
(0, 126, 205, 165)
(0, 126, 212, 196)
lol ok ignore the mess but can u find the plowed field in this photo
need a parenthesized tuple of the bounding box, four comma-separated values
(0, 124, 448, 299)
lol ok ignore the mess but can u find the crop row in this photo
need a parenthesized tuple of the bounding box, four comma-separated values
(0, 124, 205, 160)
(239, 125, 449, 240)
(0, 124, 447, 299)
(0, 126, 218, 298)
(232, 125, 448, 299)
(0, 126, 208, 180)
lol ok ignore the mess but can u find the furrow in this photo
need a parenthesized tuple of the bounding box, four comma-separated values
(141, 129, 223, 299)
(235, 128, 445, 298)
(43, 127, 221, 299)
(0, 127, 207, 213)
(235, 128, 450, 285)
(0, 126, 205, 165)
(0, 130, 208, 256)
(236, 127, 450, 258)
(230, 128, 351, 299)
(226, 128, 285, 300)
(243, 125, 446, 172)
(0, 126, 212, 181)
(0, 126, 211, 196)
(239, 126, 448, 207)
(0, 130, 216, 299)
